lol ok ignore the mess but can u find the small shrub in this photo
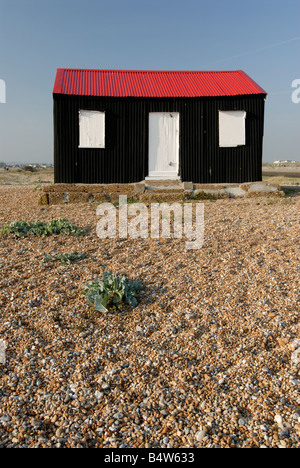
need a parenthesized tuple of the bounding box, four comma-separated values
(84, 271, 144, 314)
(1, 218, 86, 238)
(23, 165, 36, 172)
(42, 252, 87, 265)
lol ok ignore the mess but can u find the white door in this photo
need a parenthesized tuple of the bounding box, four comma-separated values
(147, 112, 180, 180)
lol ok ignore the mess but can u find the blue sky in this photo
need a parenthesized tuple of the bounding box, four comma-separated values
(0, 0, 299, 163)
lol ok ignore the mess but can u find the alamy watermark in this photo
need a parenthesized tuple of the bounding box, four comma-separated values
(0, 340, 7, 365)
(96, 195, 204, 250)
(291, 79, 300, 104)
(0, 79, 6, 103)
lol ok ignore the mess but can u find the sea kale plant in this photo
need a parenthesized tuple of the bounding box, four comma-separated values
(42, 251, 87, 265)
(0, 218, 86, 238)
(84, 271, 144, 314)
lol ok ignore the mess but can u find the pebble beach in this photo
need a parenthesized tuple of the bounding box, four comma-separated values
(0, 185, 299, 448)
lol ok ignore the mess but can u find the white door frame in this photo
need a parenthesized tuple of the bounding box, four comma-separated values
(146, 112, 180, 180)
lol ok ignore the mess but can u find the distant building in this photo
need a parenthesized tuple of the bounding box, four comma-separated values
(274, 160, 296, 165)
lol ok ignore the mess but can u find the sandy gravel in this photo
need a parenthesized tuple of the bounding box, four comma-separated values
(0, 186, 299, 448)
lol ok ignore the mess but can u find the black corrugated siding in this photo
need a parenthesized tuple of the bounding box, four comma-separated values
(54, 94, 265, 184)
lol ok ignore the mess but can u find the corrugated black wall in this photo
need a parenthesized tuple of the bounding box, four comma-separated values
(54, 94, 265, 184)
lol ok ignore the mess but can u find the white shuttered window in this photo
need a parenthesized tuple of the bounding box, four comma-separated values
(79, 110, 105, 148)
(219, 110, 246, 148)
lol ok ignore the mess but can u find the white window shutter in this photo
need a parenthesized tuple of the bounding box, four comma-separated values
(79, 110, 105, 148)
(219, 111, 246, 148)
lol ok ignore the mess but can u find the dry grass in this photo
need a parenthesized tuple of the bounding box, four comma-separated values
(262, 175, 300, 185)
(0, 168, 54, 186)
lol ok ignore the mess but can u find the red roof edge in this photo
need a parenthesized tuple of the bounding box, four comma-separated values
(238, 70, 267, 96)
(53, 69, 65, 94)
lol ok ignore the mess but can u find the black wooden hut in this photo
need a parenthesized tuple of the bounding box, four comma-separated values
(53, 68, 267, 184)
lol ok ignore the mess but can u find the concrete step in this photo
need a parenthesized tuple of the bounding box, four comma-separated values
(143, 179, 183, 190)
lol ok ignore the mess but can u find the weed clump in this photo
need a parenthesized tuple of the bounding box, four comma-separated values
(42, 252, 87, 265)
(1, 218, 86, 238)
(84, 271, 144, 314)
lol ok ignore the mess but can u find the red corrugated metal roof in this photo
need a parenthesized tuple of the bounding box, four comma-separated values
(53, 68, 267, 98)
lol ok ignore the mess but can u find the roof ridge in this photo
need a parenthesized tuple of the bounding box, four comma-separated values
(57, 68, 241, 74)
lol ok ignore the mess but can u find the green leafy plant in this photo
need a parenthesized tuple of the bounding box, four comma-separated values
(46, 218, 86, 236)
(42, 252, 87, 265)
(84, 271, 144, 314)
(1, 218, 86, 238)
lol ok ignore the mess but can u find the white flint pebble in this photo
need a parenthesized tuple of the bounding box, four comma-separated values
(195, 430, 207, 442)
